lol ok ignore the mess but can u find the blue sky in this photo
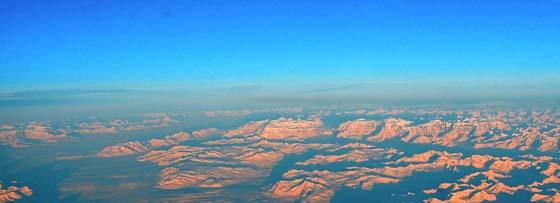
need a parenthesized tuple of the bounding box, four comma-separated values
(1, 0, 559, 95)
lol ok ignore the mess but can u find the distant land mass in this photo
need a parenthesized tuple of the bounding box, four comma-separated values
(1, 106, 558, 202)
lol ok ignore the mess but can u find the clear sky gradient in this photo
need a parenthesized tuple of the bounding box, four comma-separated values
(1, 1, 559, 97)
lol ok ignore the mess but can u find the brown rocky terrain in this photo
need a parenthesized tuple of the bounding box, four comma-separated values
(0, 128, 26, 148)
(267, 148, 560, 202)
(366, 118, 411, 142)
(259, 118, 332, 140)
(191, 128, 219, 139)
(359, 114, 559, 153)
(23, 123, 67, 142)
(401, 120, 452, 143)
(265, 167, 402, 202)
(0, 113, 180, 148)
(0, 122, 67, 147)
(4, 109, 560, 202)
(265, 177, 335, 203)
(86, 111, 560, 202)
(224, 120, 269, 138)
(158, 166, 266, 189)
(97, 128, 218, 158)
(137, 143, 285, 189)
(531, 193, 560, 202)
(0, 182, 32, 203)
(421, 154, 559, 203)
(337, 119, 378, 139)
(97, 141, 152, 157)
(3, 109, 558, 154)
(77, 122, 117, 134)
